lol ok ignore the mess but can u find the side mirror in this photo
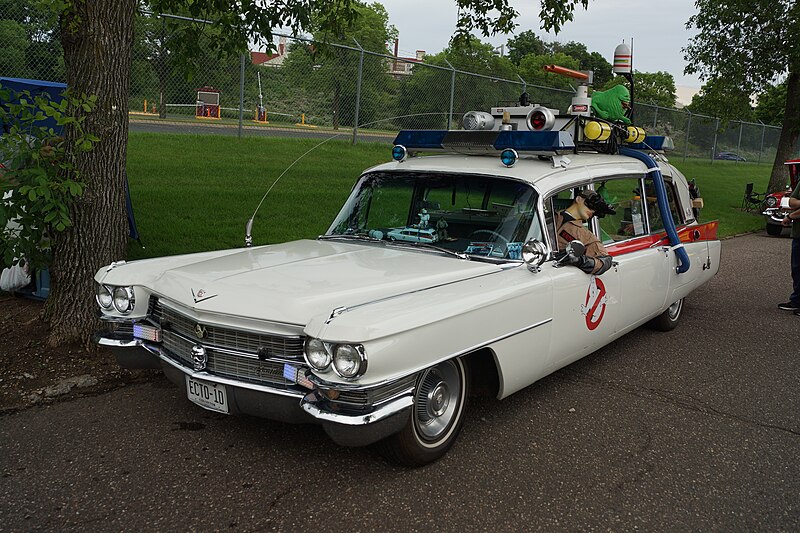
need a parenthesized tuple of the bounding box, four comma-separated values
(566, 240, 586, 257)
(556, 239, 586, 267)
(521, 239, 548, 271)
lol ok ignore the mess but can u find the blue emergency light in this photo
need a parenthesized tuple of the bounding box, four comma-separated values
(392, 129, 576, 155)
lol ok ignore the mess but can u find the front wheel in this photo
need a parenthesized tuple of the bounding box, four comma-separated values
(766, 223, 783, 236)
(647, 298, 683, 331)
(379, 358, 469, 467)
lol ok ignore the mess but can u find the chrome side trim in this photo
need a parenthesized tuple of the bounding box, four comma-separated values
(301, 392, 413, 425)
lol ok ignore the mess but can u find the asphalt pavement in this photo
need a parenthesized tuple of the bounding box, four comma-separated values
(1, 232, 798, 532)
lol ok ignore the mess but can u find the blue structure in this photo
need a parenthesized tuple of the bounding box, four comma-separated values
(1, 78, 140, 298)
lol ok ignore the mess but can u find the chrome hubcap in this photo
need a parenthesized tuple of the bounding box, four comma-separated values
(415, 361, 461, 441)
(668, 299, 683, 320)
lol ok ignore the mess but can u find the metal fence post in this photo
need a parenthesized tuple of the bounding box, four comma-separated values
(238, 53, 245, 139)
(445, 59, 456, 130)
(653, 106, 658, 129)
(683, 110, 692, 163)
(758, 120, 766, 163)
(517, 74, 527, 95)
(352, 38, 364, 145)
(736, 121, 743, 163)
(711, 118, 719, 164)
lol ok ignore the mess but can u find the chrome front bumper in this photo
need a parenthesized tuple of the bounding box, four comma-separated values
(95, 334, 412, 447)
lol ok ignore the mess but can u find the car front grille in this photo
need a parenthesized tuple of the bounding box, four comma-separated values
(142, 297, 416, 409)
(152, 298, 305, 361)
(151, 297, 306, 388)
(162, 332, 291, 387)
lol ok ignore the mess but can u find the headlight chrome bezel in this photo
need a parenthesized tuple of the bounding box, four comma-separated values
(305, 338, 332, 371)
(96, 283, 113, 309)
(304, 338, 367, 380)
(332, 343, 367, 379)
(111, 286, 135, 315)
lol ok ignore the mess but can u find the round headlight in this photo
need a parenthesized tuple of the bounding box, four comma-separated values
(96, 284, 113, 309)
(305, 338, 331, 370)
(333, 344, 366, 379)
(766, 196, 778, 207)
(112, 286, 135, 314)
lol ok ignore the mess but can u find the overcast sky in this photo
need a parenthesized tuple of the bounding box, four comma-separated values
(377, 0, 703, 95)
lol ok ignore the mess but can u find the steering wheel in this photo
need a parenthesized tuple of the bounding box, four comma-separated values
(468, 229, 509, 256)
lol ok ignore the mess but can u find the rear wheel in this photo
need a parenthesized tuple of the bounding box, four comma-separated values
(379, 358, 469, 467)
(766, 223, 783, 236)
(648, 298, 683, 331)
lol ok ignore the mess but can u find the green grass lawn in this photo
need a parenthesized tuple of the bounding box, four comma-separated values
(126, 133, 774, 260)
(670, 159, 772, 237)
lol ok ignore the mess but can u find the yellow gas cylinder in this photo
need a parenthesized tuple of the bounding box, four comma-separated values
(584, 120, 611, 141)
(625, 126, 646, 144)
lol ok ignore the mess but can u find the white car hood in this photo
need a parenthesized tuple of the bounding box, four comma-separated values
(100, 240, 503, 325)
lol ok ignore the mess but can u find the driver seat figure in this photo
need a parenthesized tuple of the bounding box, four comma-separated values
(555, 190, 616, 275)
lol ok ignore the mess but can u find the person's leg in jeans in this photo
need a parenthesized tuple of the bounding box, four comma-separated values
(791, 238, 800, 307)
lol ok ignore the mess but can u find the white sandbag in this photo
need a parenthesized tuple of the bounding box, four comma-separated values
(0, 262, 31, 292)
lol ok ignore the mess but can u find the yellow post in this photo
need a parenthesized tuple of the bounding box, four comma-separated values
(143, 99, 147, 113)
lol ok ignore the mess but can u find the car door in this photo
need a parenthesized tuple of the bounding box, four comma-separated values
(596, 175, 673, 334)
(541, 186, 622, 370)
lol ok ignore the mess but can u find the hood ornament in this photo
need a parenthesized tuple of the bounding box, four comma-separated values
(191, 288, 217, 304)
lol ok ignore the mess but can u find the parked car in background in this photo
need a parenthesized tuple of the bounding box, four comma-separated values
(763, 159, 800, 236)
(714, 151, 747, 162)
(94, 99, 720, 466)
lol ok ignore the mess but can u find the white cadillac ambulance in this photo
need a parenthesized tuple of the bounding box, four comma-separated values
(94, 98, 720, 466)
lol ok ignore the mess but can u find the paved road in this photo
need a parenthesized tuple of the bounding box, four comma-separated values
(1, 233, 798, 532)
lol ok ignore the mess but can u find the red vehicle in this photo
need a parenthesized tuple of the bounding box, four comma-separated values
(763, 159, 800, 236)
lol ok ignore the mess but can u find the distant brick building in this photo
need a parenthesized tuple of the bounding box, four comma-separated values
(251, 37, 288, 68)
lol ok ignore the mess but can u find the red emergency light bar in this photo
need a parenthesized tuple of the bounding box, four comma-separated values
(543, 65, 589, 81)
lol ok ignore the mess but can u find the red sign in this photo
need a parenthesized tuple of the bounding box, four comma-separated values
(583, 276, 607, 330)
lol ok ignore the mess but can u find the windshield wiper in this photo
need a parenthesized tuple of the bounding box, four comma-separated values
(387, 240, 470, 260)
(318, 233, 383, 243)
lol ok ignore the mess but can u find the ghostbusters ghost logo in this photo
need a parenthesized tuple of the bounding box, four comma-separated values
(581, 276, 607, 331)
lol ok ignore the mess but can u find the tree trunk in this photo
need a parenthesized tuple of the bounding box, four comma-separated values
(45, 0, 136, 348)
(768, 68, 800, 193)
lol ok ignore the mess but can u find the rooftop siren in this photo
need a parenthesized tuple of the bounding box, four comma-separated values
(462, 111, 495, 131)
(543, 64, 593, 117)
(613, 42, 632, 74)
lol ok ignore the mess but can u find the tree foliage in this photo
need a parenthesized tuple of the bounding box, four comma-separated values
(452, 0, 590, 45)
(0, 86, 98, 271)
(755, 82, 787, 126)
(687, 79, 754, 123)
(602, 70, 677, 108)
(685, 0, 799, 191)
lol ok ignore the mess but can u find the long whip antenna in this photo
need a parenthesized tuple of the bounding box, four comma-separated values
(245, 112, 448, 246)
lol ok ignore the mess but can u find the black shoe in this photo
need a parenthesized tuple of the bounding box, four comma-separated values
(778, 301, 800, 311)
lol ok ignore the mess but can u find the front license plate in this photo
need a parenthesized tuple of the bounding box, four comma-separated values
(186, 376, 229, 414)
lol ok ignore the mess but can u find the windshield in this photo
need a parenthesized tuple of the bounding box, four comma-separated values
(326, 171, 542, 260)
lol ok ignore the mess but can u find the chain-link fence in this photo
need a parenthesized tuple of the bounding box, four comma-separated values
(0, 8, 786, 162)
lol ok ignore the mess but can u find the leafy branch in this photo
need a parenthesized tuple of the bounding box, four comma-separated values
(0, 86, 99, 271)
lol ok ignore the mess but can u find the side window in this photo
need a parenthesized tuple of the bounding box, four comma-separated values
(644, 178, 682, 231)
(544, 188, 576, 249)
(596, 177, 647, 243)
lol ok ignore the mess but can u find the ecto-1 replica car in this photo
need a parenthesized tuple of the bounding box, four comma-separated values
(95, 95, 720, 466)
(763, 159, 800, 236)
